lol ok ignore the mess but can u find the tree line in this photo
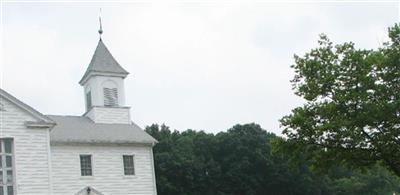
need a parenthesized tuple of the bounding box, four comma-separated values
(146, 123, 400, 195)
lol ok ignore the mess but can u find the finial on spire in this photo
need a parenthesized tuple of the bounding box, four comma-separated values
(98, 8, 103, 38)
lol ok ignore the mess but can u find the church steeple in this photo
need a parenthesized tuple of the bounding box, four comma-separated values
(79, 39, 129, 85)
(80, 10, 128, 86)
(80, 20, 131, 124)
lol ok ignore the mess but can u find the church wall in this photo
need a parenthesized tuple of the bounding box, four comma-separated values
(0, 96, 52, 194)
(85, 106, 131, 124)
(50, 144, 156, 195)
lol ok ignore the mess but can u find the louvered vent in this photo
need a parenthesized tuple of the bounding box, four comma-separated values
(103, 88, 118, 107)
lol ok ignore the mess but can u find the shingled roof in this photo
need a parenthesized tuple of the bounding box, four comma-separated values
(79, 39, 129, 85)
(48, 115, 157, 145)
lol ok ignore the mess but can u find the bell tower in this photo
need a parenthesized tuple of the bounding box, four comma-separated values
(79, 18, 131, 124)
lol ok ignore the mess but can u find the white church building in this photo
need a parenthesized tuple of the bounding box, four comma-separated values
(0, 35, 158, 195)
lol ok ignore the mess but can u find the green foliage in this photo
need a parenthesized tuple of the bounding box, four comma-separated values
(146, 123, 400, 195)
(281, 23, 400, 176)
(327, 164, 400, 195)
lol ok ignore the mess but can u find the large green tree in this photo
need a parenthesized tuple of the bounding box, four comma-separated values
(281, 24, 400, 176)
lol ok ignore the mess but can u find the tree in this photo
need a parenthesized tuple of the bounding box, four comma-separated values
(147, 123, 400, 194)
(281, 24, 400, 176)
(147, 123, 333, 195)
(328, 164, 400, 195)
(146, 124, 220, 195)
(214, 124, 277, 194)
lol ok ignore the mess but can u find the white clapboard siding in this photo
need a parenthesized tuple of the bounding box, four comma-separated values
(0, 96, 51, 195)
(51, 144, 156, 195)
(85, 107, 131, 124)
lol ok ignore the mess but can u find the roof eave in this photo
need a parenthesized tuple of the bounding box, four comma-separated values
(50, 140, 156, 146)
(25, 121, 56, 129)
(0, 88, 55, 124)
(79, 71, 129, 86)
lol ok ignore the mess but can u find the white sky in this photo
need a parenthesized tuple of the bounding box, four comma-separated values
(1, 1, 398, 134)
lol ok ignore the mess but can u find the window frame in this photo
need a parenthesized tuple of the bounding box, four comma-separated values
(79, 154, 93, 177)
(122, 155, 135, 176)
(0, 138, 16, 195)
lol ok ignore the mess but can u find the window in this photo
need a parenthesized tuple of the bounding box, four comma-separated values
(80, 155, 92, 176)
(86, 91, 92, 111)
(123, 155, 135, 175)
(103, 88, 118, 107)
(0, 139, 14, 195)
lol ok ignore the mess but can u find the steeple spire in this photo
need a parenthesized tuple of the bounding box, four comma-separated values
(98, 8, 103, 39)
(79, 39, 129, 85)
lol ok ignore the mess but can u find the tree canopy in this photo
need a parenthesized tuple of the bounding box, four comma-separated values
(281, 24, 400, 176)
(146, 123, 400, 195)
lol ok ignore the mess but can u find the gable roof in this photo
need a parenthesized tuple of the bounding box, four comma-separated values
(0, 88, 55, 126)
(79, 39, 129, 85)
(48, 115, 157, 145)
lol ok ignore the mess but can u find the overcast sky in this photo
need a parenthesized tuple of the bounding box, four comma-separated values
(1, 1, 398, 134)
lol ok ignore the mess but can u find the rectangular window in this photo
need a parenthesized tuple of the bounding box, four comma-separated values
(103, 88, 118, 107)
(80, 155, 92, 176)
(86, 91, 92, 111)
(123, 155, 135, 175)
(6, 186, 12, 195)
(0, 139, 14, 195)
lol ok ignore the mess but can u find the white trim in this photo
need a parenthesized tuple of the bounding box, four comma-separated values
(79, 154, 94, 177)
(51, 141, 154, 147)
(0, 138, 17, 195)
(150, 148, 157, 195)
(0, 89, 55, 124)
(25, 121, 55, 129)
(82, 105, 131, 118)
(47, 130, 53, 195)
(79, 71, 128, 86)
(122, 154, 135, 177)
(11, 138, 16, 195)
